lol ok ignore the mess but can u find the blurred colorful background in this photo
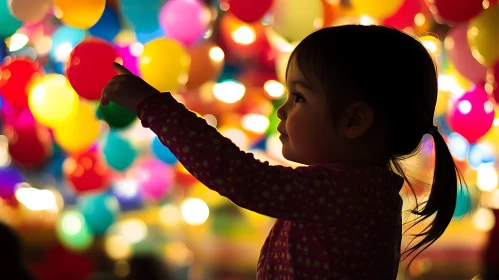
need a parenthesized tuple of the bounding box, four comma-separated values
(0, 0, 499, 279)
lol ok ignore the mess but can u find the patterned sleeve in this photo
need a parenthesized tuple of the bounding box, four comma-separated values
(137, 93, 368, 222)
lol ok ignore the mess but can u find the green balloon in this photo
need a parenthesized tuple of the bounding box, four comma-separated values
(56, 210, 94, 252)
(99, 101, 137, 129)
(266, 98, 285, 136)
(0, 0, 22, 38)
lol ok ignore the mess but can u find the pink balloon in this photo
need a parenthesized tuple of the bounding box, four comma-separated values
(128, 158, 174, 201)
(159, 0, 210, 46)
(445, 22, 487, 84)
(9, 0, 53, 24)
(448, 86, 494, 143)
(115, 44, 141, 76)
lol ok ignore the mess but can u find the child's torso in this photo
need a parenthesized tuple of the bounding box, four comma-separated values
(257, 191, 403, 280)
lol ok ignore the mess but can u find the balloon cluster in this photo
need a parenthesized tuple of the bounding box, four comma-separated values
(0, 0, 498, 258)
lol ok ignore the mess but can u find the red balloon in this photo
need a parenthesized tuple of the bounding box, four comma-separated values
(36, 246, 95, 280)
(219, 13, 267, 59)
(0, 56, 42, 107)
(426, 0, 484, 22)
(227, 0, 273, 23)
(66, 38, 120, 100)
(63, 149, 111, 194)
(4, 114, 53, 168)
(384, 0, 426, 29)
(448, 86, 494, 143)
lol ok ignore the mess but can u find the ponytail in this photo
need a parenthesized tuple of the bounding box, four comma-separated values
(401, 128, 467, 265)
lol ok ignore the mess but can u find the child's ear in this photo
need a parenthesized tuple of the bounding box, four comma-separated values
(342, 102, 374, 139)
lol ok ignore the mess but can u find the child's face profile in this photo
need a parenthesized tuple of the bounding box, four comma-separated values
(276, 57, 340, 165)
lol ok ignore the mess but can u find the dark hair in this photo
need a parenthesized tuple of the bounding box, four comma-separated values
(289, 25, 466, 265)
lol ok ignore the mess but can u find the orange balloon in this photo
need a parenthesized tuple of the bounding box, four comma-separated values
(322, 0, 341, 27)
(186, 41, 224, 90)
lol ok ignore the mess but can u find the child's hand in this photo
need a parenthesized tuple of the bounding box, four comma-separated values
(101, 62, 160, 111)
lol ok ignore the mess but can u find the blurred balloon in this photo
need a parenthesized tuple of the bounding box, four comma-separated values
(445, 22, 488, 84)
(159, 0, 210, 46)
(227, 0, 273, 23)
(383, 0, 426, 29)
(0, 40, 6, 59)
(139, 38, 190, 92)
(115, 43, 141, 76)
(487, 62, 499, 103)
(54, 0, 106, 29)
(0, 56, 43, 108)
(8, 0, 53, 24)
(350, 0, 403, 19)
(111, 179, 143, 211)
(0, 165, 24, 198)
(56, 210, 94, 251)
(88, 5, 120, 42)
(78, 192, 119, 235)
(128, 158, 174, 201)
(322, 0, 341, 27)
(448, 86, 495, 143)
(66, 38, 120, 100)
(53, 101, 100, 153)
(219, 13, 267, 58)
(63, 149, 111, 194)
(453, 184, 471, 219)
(4, 114, 52, 168)
(152, 136, 178, 165)
(186, 41, 224, 89)
(427, 0, 483, 23)
(468, 5, 499, 67)
(28, 74, 79, 128)
(41, 246, 95, 280)
(120, 0, 164, 44)
(0, 0, 22, 38)
(49, 26, 86, 63)
(103, 131, 137, 171)
(271, 0, 323, 42)
(98, 101, 137, 129)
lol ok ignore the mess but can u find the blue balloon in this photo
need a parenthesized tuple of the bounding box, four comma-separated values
(78, 193, 119, 235)
(469, 143, 496, 169)
(0, 165, 24, 198)
(103, 132, 137, 171)
(0, 0, 22, 38)
(152, 136, 178, 165)
(111, 181, 143, 212)
(49, 26, 86, 63)
(0, 40, 7, 60)
(89, 6, 121, 42)
(120, 0, 165, 44)
(453, 185, 471, 219)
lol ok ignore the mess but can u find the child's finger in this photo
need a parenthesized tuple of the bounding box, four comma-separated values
(113, 62, 133, 75)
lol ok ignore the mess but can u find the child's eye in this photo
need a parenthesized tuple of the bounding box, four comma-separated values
(292, 93, 305, 103)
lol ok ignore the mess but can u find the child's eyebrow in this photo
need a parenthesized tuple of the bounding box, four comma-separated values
(288, 80, 313, 91)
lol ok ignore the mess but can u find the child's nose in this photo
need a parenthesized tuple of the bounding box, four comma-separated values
(277, 104, 287, 120)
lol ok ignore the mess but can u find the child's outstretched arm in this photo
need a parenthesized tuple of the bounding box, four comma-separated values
(137, 93, 391, 223)
(102, 63, 399, 224)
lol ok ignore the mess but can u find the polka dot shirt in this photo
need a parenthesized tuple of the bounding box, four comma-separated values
(137, 93, 405, 280)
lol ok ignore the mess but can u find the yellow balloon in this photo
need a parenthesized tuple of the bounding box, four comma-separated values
(53, 101, 100, 153)
(28, 74, 79, 128)
(435, 90, 451, 116)
(54, 0, 105, 29)
(139, 38, 191, 92)
(350, 0, 403, 19)
(271, 0, 323, 42)
(468, 5, 499, 67)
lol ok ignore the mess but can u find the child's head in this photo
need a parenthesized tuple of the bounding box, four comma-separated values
(278, 24, 464, 264)
(278, 25, 437, 165)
